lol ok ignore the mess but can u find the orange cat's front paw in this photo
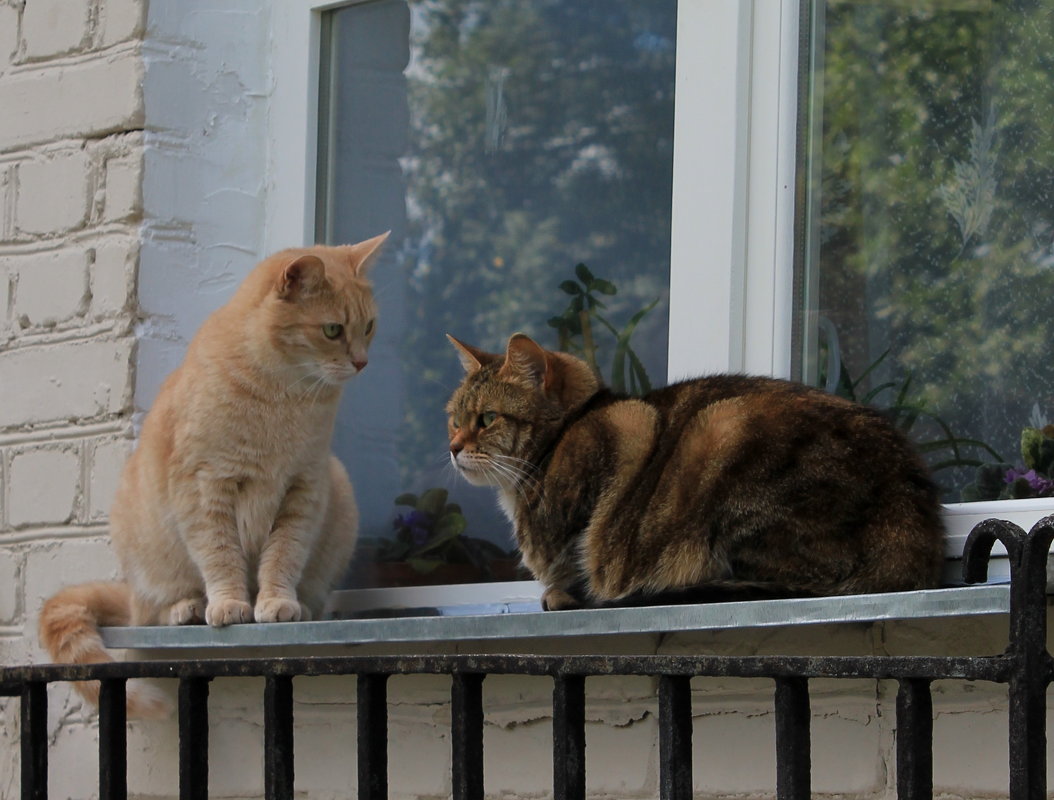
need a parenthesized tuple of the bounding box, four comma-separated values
(254, 597, 303, 623)
(168, 598, 206, 625)
(205, 598, 254, 627)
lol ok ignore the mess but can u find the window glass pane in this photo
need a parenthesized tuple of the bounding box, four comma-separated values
(319, 0, 676, 586)
(797, 0, 1054, 503)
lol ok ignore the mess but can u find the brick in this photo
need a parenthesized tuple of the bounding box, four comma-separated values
(16, 151, 91, 235)
(0, 55, 143, 151)
(0, 164, 13, 241)
(99, 0, 146, 48)
(88, 436, 129, 520)
(0, 550, 19, 623)
(90, 236, 137, 317)
(22, 0, 91, 60)
(8, 249, 89, 326)
(8, 446, 80, 526)
(0, 338, 134, 427)
(0, 5, 18, 77)
(102, 150, 141, 222)
(23, 538, 118, 638)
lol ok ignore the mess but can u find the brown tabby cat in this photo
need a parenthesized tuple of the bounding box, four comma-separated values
(38, 234, 387, 717)
(446, 333, 945, 611)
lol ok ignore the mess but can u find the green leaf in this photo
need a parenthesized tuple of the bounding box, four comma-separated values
(418, 488, 449, 516)
(592, 278, 617, 295)
(394, 492, 418, 507)
(559, 280, 582, 295)
(575, 263, 595, 284)
(1021, 427, 1044, 470)
(407, 558, 444, 574)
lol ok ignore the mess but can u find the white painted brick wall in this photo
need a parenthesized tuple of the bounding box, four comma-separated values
(7, 445, 81, 527)
(16, 148, 92, 235)
(21, 0, 92, 61)
(5, 248, 90, 327)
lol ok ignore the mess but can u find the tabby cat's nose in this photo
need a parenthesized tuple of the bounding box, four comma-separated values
(353, 359, 368, 372)
(450, 440, 464, 455)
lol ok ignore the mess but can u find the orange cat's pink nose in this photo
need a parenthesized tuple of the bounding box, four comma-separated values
(353, 359, 368, 372)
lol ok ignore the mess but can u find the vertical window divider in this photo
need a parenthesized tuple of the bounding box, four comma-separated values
(773, 676, 811, 800)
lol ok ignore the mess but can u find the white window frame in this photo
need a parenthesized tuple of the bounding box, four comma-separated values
(267, 0, 1053, 606)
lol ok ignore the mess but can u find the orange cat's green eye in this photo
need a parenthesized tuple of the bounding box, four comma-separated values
(322, 323, 343, 340)
(479, 411, 497, 428)
(365, 319, 375, 336)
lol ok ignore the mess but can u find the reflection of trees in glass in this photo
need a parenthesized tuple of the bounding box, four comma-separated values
(396, 0, 676, 500)
(810, 1, 1054, 499)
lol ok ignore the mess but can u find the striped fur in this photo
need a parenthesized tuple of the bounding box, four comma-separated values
(446, 334, 945, 611)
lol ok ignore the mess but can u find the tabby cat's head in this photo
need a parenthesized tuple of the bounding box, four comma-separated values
(445, 333, 600, 488)
(241, 233, 388, 389)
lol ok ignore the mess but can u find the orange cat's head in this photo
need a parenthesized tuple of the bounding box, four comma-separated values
(232, 232, 389, 390)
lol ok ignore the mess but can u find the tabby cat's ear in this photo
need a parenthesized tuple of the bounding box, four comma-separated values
(344, 231, 390, 276)
(500, 334, 549, 387)
(447, 334, 497, 374)
(277, 254, 326, 300)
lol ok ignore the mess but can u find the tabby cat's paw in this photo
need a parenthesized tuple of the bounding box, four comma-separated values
(168, 598, 206, 626)
(254, 597, 303, 623)
(205, 598, 254, 627)
(541, 587, 581, 611)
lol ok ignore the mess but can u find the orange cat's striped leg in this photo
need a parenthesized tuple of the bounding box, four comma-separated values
(181, 478, 254, 627)
(255, 477, 326, 623)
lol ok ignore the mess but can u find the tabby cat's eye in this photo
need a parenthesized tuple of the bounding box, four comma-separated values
(365, 319, 375, 336)
(479, 411, 497, 428)
(322, 323, 344, 340)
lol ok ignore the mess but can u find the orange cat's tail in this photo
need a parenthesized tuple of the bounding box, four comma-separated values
(38, 582, 171, 719)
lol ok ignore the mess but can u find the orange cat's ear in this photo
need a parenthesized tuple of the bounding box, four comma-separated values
(500, 333, 549, 387)
(345, 231, 390, 277)
(447, 334, 496, 374)
(277, 254, 326, 300)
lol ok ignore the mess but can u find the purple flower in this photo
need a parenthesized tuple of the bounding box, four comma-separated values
(1005, 468, 1054, 496)
(394, 510, 433, 545)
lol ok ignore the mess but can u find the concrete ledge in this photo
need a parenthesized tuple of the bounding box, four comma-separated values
(101, 584, 1015, 651)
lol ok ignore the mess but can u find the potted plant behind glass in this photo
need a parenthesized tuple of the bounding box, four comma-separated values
(352, 488, 523, 587)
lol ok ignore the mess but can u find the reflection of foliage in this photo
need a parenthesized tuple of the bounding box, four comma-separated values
(397, 0, 675, 488)
(963, 420, 1054, 501)
(371, 488, 511, 574)
(811, 3, 1054, 500)
(827, 348, 1004, 474)
(548, 263, 659, 394)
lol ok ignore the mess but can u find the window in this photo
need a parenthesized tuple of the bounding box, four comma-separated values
(267, 0, 1050, 598)
(795, 0, 1054, 544)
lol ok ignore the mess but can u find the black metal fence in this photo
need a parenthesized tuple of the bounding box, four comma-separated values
(3, 517, 1052, 800)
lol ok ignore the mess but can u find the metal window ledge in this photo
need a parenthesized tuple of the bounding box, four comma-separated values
(100, 583, 1017, 651)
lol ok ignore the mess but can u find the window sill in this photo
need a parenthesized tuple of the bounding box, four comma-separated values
(100, 582, 1019, 652)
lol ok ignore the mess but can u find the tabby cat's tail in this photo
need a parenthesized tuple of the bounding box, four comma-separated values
(38, 581, 171, 719)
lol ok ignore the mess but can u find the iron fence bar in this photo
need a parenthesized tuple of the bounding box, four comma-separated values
(98, 679, 127, 800)
(895, 678, 932, 800)
(963, 516, 1054, 800)
(178, 677, 210, 800)
(357, 673, 389, 800)
(451, 672, 485, 800)
(264, 675, 295, 800)
(553, 674, 586, 800)
(20, 681, 47, 800)
(0, 652, 1016, 686)
(774, 677, 810, 800)
(658, 674, 692, 800)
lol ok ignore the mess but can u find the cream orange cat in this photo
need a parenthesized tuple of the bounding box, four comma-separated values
(39, 234, 387, 717)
